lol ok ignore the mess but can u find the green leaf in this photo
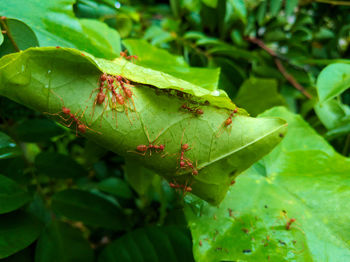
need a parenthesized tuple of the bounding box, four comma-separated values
(0, 47, 287, 204)
(51, 189, 129, 230)
(201, 0, 218, 8)
(314, 99, 350, 130)
(229, 0, 247, 24)
(0, 31, 3, 46)
(122, 39, 220, 91)
(124, 158, 156, 196)
(97, 177, 133, 199)
(0, 175, 31, 214)
(0, 0, 120, 59)
(0, 211, 43, 259)
(185, 106, 350, 261)
(1, 247, 33, 262)
(0, 18, 39, 57)
(35, 221, 93, 262)
(35, 152, 87, 179)
(269, 0, 283, 17)
(98, 226, 194, 262)
(10, 119, 64, 142)
(285, 0, 298, 15)
(235, 78, 286, 116)
(0, 131, 21, 159)
(316, 63, 350, 103)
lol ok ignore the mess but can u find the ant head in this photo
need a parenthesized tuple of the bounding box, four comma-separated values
(196, 109, 204, 115)
(116, 75, 123, 82)
(62, 107, 71, 114)
(100, 74, 107, 82)
(290, 218, 296, 223)
(159, 144, 165, 150)
(230, 180, 236, 185)
(169, 182, 176, 188)
(107, 77, 114, 84)
(233, 108, 238, 113)
(181, 104, 187, 109)
(182, 143, 189, 150)
(78, 124, 86, 133)
(192, 169, 198, 176)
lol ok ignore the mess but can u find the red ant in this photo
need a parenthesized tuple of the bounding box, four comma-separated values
(286, 218, 296, 230)
(216, 107, 238, 137)
(46, 91, 100, 136)
(176, 130, 198, 175)
(90, 74, 109, 122)
(115, 75, 138, 118)
(169, 181, 192, 196)
(129, 127, 166, 156)
(180, 103, 204, 116)
(120, 50, 138, 62)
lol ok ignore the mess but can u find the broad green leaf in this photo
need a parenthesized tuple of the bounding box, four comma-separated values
(98, 226, 194, 262)
(10, 119, 64, 142)
(316, 63, 350, 103)
(97, 177, 133, 199)
(51, 189, 129, 230)
(35, 152, 87, 179)
(235, 78, 286, 116)
(35, 221, 93, 262)
(122, 39, 220, 91)
(0, 0, 121, 59)
(0, 47, 287, 204)
(0, 18, 39, 57)
(201, 0, 218, 8)
(185, 107, 350, 261)
(0, 211, 43, 259)
(0, 175, 31, 214)
(0, 131, 21, 159)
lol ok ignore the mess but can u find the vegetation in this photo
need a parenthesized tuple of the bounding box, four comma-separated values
(0, 0, 350, 261)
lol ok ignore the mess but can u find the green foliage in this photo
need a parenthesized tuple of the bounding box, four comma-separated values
(1, 0, 350, 261)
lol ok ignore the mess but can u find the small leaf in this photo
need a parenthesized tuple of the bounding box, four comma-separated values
(123, 39, 220, 91)
(35, 152, 87, 179)
(201, 0, 218, 8)
(285, 0, 298, 15)
(269, 0, 283, 17)
(229, 0, 247, 24)
(11, 119, 64, 142)
(35, 221, 93, 262)
(0, 18, 39, 57)
(316, 63, 350, 103)
(0, 211, 43, 259)
(235, 78, 286, 116)
(51, 189, 129, 230)
(0, 175, 31, 214)
(0, 31, 3, 46)
(0, 0, 121, 59)
(98, 226, 194, 262)
(0, 131, 21, 159)
(97, 177, 133, 199)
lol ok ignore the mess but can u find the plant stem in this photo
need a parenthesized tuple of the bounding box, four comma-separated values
(246, 37, 313, 99)
(0, 17, 20, 52)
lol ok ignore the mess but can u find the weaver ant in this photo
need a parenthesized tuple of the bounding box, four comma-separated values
(180, 103, 204, 116)
(120, 50, 138, 62)
(176, 130, 198, 175)
(216, 107, 238, 137)
(46, 91, 100, 136)
(129, 127, 166, 156)
(169, 180, 192, 197)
